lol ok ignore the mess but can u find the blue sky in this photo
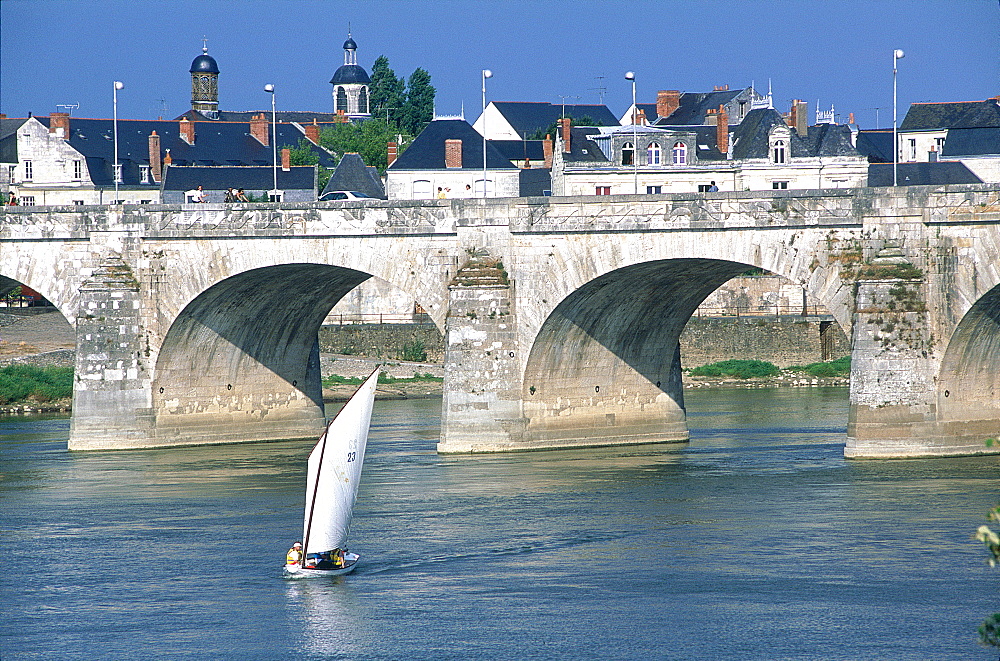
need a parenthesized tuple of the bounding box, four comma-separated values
(2, 0, 998, 129)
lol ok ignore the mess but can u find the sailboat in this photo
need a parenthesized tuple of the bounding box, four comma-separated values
(283, 367, 379, 578)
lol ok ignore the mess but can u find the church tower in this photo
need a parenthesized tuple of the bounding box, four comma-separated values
(329, 33, 371, 118)
(190, 41, 220, 119)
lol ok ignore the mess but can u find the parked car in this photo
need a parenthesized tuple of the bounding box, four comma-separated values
(319, 191, 374, 201)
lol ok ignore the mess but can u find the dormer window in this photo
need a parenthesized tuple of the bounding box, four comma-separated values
(647, 142, 661, 165)
(671, 141, 686, 165)
(621, 142, 634, 166)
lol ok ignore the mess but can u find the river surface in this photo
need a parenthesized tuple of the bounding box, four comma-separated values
(2, 387, 998, 660)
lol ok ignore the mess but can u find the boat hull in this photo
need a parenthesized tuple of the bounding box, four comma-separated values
(282, 553, 359, 578)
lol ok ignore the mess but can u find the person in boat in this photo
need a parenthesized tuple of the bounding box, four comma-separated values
(286, 542, 303, 565)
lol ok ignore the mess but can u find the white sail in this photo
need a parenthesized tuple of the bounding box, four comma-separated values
(302, 368, 378, 555)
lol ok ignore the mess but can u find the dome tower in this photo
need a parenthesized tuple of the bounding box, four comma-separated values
(330, 32, 371, 118)
(190, 40, 220, 119)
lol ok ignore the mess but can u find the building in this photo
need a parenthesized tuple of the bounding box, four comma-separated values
(330, 33, 372, 119)
(620, 86, 772, 127)
(552, 101, 868, 196)
(321, 152, 386, 199)
(896, 96, 1000, 182)
(2, 113, 335, 205)
(385, 119, 523, 198)
(473, 101, 619, 140)
(160, 164, 318, 204)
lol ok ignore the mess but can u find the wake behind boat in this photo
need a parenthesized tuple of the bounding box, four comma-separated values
(283, 367, 379, 578)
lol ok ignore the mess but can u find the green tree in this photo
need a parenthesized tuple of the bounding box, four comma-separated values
(528, 115, 604, 141)
(319, 119, 409, 175)
(402, 67, 435, 136)
(369, 56, 406, 126)
(975, 505, 1000, 648)
(287, 138, 331, 192)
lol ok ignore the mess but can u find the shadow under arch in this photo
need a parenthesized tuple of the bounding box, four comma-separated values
(522, 258, 754, 448)
(151, 263, 377, 446)
(937, 283, 1000, 442)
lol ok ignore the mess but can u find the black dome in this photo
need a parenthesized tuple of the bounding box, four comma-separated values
(343, 36, 357, 50)
(330, 64, 370, 85)
(190, 52, 219, 74)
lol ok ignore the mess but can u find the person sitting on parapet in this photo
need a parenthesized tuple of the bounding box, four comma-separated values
(286, 541, 303, 566)
(236, 189, 249, 202)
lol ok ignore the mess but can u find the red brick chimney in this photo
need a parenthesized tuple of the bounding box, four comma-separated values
(250, 113, 269, 145)
(387, 141, 398, 167)
(49, 112, 70, 138)
(335, 109, 348, 123)
(716, 105, 729, 156)
(304, 119, 320, 144)
(163, 149, 173, 167)
(635, 108, 646, 126)
(560, 117, 571, 153)
(445, 139, 462, 168)
(543, 134, 553, 168)
(656, 90, 680, 120)
(148, 131, 162, 183)
(848, 112, 855, 125)
(788, 100, 808, 137)
(179, 117, 195, 145)
(281, 148, 291, 171)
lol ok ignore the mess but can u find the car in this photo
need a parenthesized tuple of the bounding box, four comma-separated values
(319, 191, 374, 201)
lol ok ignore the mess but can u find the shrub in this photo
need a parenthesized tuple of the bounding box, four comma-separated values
(398, 339, 427, 363)
(689, 360, 780, 379)
(0, 365, 73, 405)
(790, 356, 851, 378)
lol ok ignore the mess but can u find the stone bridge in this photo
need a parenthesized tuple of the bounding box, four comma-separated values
(2, 185, 1000, 459)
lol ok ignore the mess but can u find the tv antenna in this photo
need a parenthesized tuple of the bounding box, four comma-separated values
(55, 103, 79, 115)
(589, 76, 607, 104)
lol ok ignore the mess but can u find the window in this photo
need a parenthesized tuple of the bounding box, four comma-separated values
(671, 141, 686, 165)
(772, 181, 788, 190)
(139, 166, 150, 183)
(595, 186, 611, 195)
(772, 140, 786, 164)
(73, 160, 83, 180)
(646, 185, 661, 194)
(621, 142, 634, 166)
(336, 87, 348, 113)
(934, 137, 945, 154)
(697, 184, 712, 193)
(114, 164, 122, 183)
(140, 199, 152, 204)
(647, 142, 661, 165)
(21, 196, 35, 206)
(412, 180, 432, 199)
(908, 139, 917, 161)
(73, 200, 85, 205)
(23, 160, 32, 180)
(358, 88, 368, 114)
(8, 165, 15, 181)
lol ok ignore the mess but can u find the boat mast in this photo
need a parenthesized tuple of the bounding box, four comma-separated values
(301, 417, 335, 559)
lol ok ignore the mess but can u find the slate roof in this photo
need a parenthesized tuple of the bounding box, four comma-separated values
(388, 119, 516, 170)
(178, 109, 342, 124)
(490, 139, 546, 163)
(0, 118, 29, 164)
(322, 153, 386, 199)
(519, 168, 551, 196)
(563, 127, 611, 163)
(653, 89, 742, 125)
(941, 127, 1000, 157)
(728, 108, 861, 160)
(867, 162, 983, 187)
(900, 99, 1000, 131)
(490, 102, 619, 137)
(855, 130, 894, 163)
(330, 64, 371, 85)
(35, 116, 335, 187)
(161, 165, 316, 191)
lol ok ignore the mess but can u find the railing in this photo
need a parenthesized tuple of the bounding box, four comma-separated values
(323, 313, 436, 326)
(693, 304, 827, 319)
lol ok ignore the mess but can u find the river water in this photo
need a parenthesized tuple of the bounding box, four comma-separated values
(2, 387, 998, 660)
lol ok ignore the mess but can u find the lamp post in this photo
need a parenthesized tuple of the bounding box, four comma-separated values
(482, 69, 492, 198)
(113, 81, 124, 203)
(264, 84, 278, 201)
(625, 71, 637, 194)
(893, 49, 904, 186)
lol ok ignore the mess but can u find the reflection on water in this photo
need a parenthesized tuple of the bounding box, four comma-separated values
(2, 391, 999, 660)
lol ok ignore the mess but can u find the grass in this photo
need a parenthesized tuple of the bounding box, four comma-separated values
(788, 356, 851, 378)
(0, 365, 73, 405)
(322, 372, 442, 388)
(688, 356, 851, 380)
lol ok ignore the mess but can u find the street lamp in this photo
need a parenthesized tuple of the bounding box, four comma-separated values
(482, 69, 492, 199)
(264, 84, 278, 201)
(113, 81, 124, 203)
(625, 71, 637, 194)
(893, 49, 904, 186)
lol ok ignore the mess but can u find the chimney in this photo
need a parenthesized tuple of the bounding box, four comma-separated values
(848, 112, 855, 125)
(560, 117, 571, 153)
(304, 119, 320, 144)
(281, 148, 291, 171)
(713, 84, 730, 92)
(148, 131, 162, 183)
(656, 90, 680, 120)
(163, 149, 173, 167)
(543, 134, 553, 168)
(445, 139, 462, 168)
(179, 117, 195, 145)
(635, 108, 646, 126)
(335, 109, 348, 123)
(716, 104, 729, 156)
(250, 113, 269, 145)
(789, 100, 808, 137)
(387, 141, 398, 167)
(49, 112, 70, 138)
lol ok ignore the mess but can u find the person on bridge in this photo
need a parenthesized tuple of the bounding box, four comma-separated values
(286, 542, 302, 565)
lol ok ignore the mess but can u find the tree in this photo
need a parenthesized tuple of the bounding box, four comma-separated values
(528, 115, 603, 141)
(975, 505, 1000, 648)
(369, 56, 405, 126)
(318, 119, 410, 175)
(402, 67, 435, 136)
(287, 138, 330, 192)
